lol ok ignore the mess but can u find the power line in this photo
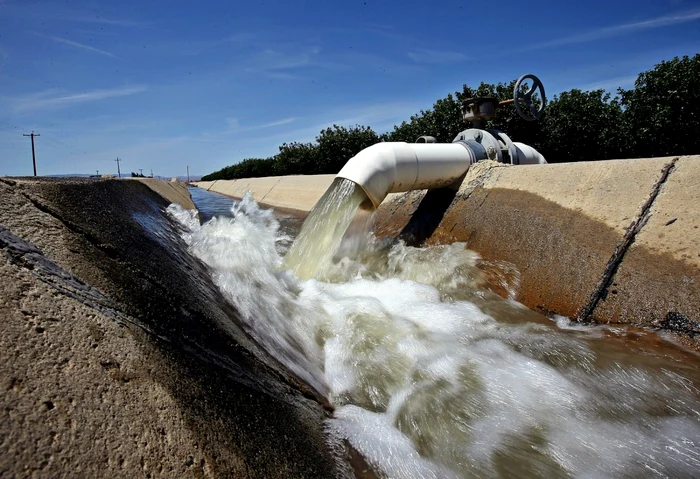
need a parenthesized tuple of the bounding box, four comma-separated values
(114, 157, 122, 178)
(0, 120, 20, 133)
(22, 131, 40, 176)
(41, 133, 74, 150)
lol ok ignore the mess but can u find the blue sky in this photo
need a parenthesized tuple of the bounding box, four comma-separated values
(0, 0, 698, 177)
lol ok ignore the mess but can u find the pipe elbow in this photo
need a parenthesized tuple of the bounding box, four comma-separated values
(513, 142, 547, 164)
(337, 142, 414, 208)
(336, 142, 480, 208)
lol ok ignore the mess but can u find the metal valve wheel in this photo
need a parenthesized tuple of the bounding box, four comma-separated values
(514, 74, 547, 121)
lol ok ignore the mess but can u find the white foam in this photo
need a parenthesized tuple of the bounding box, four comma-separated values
(327, 405, 459, 479)
(168, 197, 700, 479)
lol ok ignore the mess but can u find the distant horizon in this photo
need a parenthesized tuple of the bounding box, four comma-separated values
(3, 172, 203, 181)
(1, 0, 699, 177)
(44, 173, 202, 180)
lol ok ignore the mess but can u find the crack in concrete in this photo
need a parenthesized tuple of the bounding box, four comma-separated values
(259, 177, 284, 205)
(577, 157, 679, 322)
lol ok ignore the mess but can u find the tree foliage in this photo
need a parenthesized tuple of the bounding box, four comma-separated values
(316, 125, 379, 174)
(275, 142, 317, 176)
(539, 89, 624, 163)
(619, 54, 700, 157)
(381, 92, 463, 143)
(202, 125, 378, 180)
(202, 54, 700, 181)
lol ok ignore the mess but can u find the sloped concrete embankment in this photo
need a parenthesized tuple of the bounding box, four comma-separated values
(195, 175, 335, 213)
(133, 178, 196, 210)
(373, 156, 700, 347)
(0, 178, 348, 478)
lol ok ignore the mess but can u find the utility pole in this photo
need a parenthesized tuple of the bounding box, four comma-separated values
(139, 168, 143, 177)
(150, 169, 153, 178)
(187, 165, 190, 183)
(96, 169, 99, 176)
(22, 131, 40, 176)
(114, 157, 122, 178)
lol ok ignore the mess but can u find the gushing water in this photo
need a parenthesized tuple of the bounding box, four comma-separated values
(169, 189, 700, 479)
(283, 178, 372, 279)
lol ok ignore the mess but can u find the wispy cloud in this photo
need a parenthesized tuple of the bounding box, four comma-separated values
(225, 117, 297, 132)
(256, 101, 420, 146)
(256, 117, 297, 129)
(225, 118, 240, 130)
(184, 33, 258, 56)
(39, 34, 117, 58)
(246, 48, 320, 73)
(328, 102, 419, 132)
(15, 86, 147, 111)
(524, 8, 700, 50)
(408, 48, 468, 64)
(65, 16, 150, 28)
(578, 75, 638, 92)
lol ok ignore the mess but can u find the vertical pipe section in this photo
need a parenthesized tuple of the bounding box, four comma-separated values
(336, 142, 483, 208)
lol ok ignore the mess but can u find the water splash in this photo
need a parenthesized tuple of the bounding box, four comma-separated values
(168, 194, 700, 479)
(283, 178, 372, 280)
(168, 194, 326, 394)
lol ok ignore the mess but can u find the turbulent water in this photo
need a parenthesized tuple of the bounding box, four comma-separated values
(170, 187, 700, 479)
(283, 178, 373, 280)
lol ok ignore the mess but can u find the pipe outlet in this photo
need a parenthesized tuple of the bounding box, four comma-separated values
(336, 142, 482, 208)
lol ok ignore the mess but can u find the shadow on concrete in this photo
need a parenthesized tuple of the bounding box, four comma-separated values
(373, 184, 699, 346)
(398, 187, 458, 246)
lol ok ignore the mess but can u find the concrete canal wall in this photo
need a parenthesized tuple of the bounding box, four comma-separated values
(373, 156, 699, 347)
(132, 177, 196, 210)
(196, 175, 335, 213)
(0, 177, 346, 478)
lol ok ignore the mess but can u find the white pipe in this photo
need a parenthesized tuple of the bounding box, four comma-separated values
(336, 142, 481, 208)
(513, 142, 547, 165)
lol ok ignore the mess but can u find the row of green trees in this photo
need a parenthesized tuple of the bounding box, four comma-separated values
(202, 54, 699, 181)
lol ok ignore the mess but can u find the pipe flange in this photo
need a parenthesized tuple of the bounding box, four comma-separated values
(453, 139, 488, 163)
(488, 129, 519, 165)
(453, 129, 503, 163)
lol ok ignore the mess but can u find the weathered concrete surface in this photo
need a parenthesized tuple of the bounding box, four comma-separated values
(132, 178, 196, 210)
(195, 175, 335, 213)
(373, 156, 699, 347)
(592, 156, 700, 340)
(0, 252, 219, 477)
(0, 177, 349, 478)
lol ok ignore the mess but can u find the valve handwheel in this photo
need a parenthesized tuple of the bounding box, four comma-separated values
(514, 74, 546, 121)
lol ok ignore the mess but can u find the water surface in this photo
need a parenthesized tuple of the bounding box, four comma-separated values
(177, 187, 700, 479)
